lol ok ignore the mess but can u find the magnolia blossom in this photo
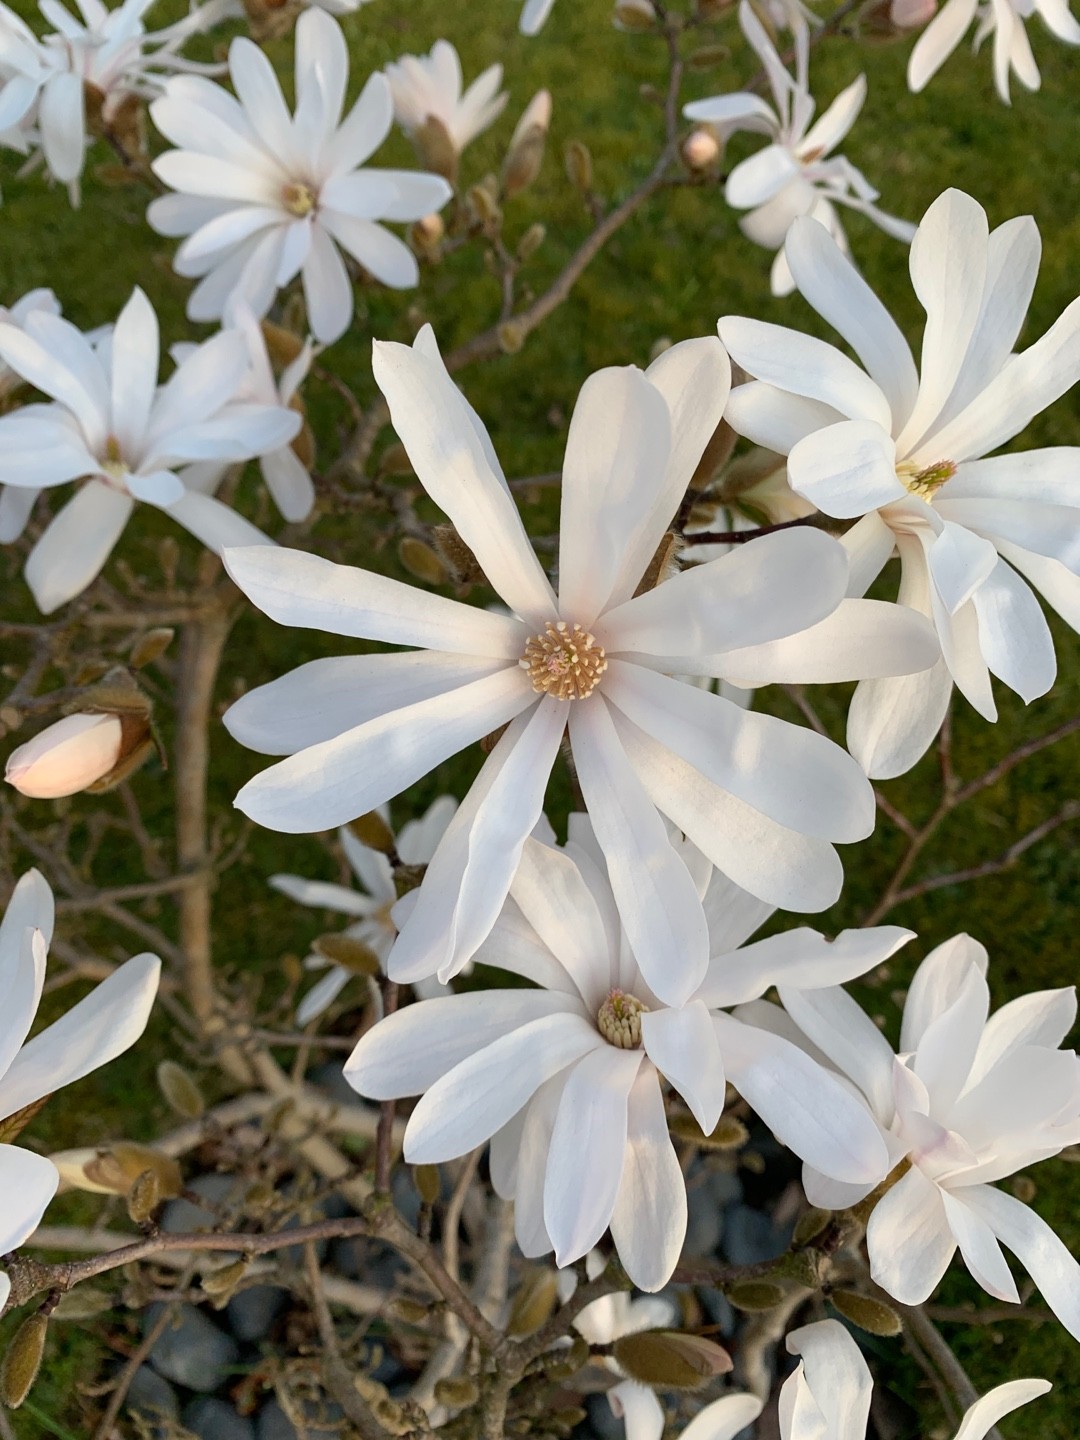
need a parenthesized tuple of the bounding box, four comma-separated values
(385, 40, 506, 168)
(147, 10, 453, 345)
(907, 0, 1080, 102)
(516, 0, 556, 34)
(775, 935, 1080, 1338)
(271, 796, 459, 1024)
(0, 0, 222, 202)
(683, 3, 914, 296)
(721, 190, 1080, 778)
(347, 818, 909, 1287)
(0, 287, 298, 614)
(0, 287, 60, 547)
(224, 326, 937, 1006)
(5, 712, 123, 798)
(0, 869, 160, 1263)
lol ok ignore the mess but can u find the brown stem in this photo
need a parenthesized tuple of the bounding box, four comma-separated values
(898, 1303, 1006, 1440)
(303, 1243, 387, 1440)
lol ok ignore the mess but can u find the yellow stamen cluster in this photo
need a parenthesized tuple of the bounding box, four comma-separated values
(281, 181, 317, 218)
(900, 458, 957, 499)
(597, 989, 648, 1049)
(521, 621, 607, 701)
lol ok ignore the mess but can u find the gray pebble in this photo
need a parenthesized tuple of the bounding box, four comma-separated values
(226, 1286, 288, 1343)
(146, 1303, 241, 1393)
(126, 1364, 180, 1426)
(182, 1397, 255, 1440)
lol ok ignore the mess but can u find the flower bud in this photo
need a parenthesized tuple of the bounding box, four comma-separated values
(613, 0, 657, 27)
(433, 1377, 480, 1409)
(502, 90, 551, 197)
(830, 1290, 903, 1337)
(792, 1206, 833, 1247)
(398, 536, 449, 586)
(414, 115, 459, 183)
(726, 1281, 786, 1311)
(129, 627, 175, 669)
(682, 127, 721, 171)
(412, 1163, 441, 1206)
(312, 932, 382, 975)
(157, 1060, 205, 1120)
(507, 1267, 559, 1336)
(613, 1331, 733, 1389)
(349, 810, 397, 854)
(0, 1312, 48, 1408)
(5, 713, 123, 799)
(564, 140, 593, 193)
(889, 0, 937, 23)
(126, 1168, 162, 1225)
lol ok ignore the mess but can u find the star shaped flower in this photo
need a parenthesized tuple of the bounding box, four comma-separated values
(224, 325, 936, 1005)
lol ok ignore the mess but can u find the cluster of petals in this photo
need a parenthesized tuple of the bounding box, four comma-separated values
(0, 286, 299, 613)
(385, 39, 506, 160)
(147, 9, 453, 345)
(0, 869, 160, 1304)
(346, 816, 913, 1290)
(906, 0, 1080, 102)
(721, 189, 1080, 778)
(5, 711, 123, 798)
(223, 324, 938, 1008)
(0, 0, 223, 202)
(683, 3, 914, 296)
(271, 796, 459, 1024)
(773, 934, 1080, 1338)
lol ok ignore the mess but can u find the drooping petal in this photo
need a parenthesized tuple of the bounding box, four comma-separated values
(608, 1064, 687, 1292)
(784, 1320, 872, 1440)
(960, 1183, 1080, 1340)
(642, 1002, 726, 1134)
(940, 1190, 1020, 1302)
(952, 1380, 1051, 1440)
(24, 483, 134, 616)
(679, 1394, 765, 1440)
(778, 984, 896, 1121)
(606, 1381, 665, 1440)
(865, 1163, 956, 1303)
(908, 0, 979, 90)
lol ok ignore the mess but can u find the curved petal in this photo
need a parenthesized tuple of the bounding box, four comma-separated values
(940, 1189, 1019, 1302)
(0, 1146, 59, 1252)
(784, 1320, 872, 1440)
(642, 1001, 726, 1134)
(778, 984, 896, 1121)
(866, 1163, 956, 1303)
(25, 483, 134, 615)
(609, 1063, 688, 1292)
(953, 1380, 1051, 1440)
(703, 924, 913, 1008)
(847, 657, 953, 780)
(959, 1184, 1080, 1341)
(788, 420, 905, 518)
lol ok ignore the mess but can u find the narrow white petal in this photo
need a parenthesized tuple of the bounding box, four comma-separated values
(642, 1001, 726, 1134)
(952, 1380, 1051, 1440)
(960, 1184, 1080, 1340)
(866, 1163, 956, 1303)
(0, 1147, 59, 1252)
(608, 1065, 687, 1293)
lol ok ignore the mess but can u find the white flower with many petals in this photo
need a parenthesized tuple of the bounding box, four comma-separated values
(777, 935, 1080, 1339)
(721, 190, 1080, 778)
(147, 10, 453, 345)
(385, 40, 506, 168)
(0, 286, 299, 613)
(683, 3, 914, 296)
(347, 818, 908, 1288)
(271, 796, 459, 1024)
(0, 869, 160, 1270)
(224, 325, 937, 1006)
(0, 0, 223, 202)
(0, 287, 61, 547)
(907, 0, 1079, 103)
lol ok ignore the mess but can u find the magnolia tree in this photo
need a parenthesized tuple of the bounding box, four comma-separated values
(0, 0, 1077, 1435)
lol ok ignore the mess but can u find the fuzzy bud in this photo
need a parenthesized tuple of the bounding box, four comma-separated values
(564, 140, 593, 193)
(502, 90, 551, 197)
(830, 1290, 903, 1337)
(349, 811, 397, 854)
(682, 127, 721, 171)
(5, 713, 124, 799)
(0, 1312, 48, 1408)
(413, 115, 458, 183)
(517, 222, 547, 261)
(72, 1143, 183, 1199)
(201, 1259, 250, 1308)
(126, 1168, 162, 1224)
(398, 537, 449, 586)
(792, 1207, 833, 1247)
(507, 1267, 559, 1336)
(129, 627, 175, 669)
(157, 1060, 205, 1120)
(726, 1281, 786, 1312)
(670, 1112, 749, 1150)
(413, 1164, 441, 1206)
(433, 1376, 480, 1409)
(313, 932, 383, 976)
(498, 320, 527, 355)
(52, 1286, 113, 1321)
(613, 0, 657, 27)
(613, 1331, 732, 1389)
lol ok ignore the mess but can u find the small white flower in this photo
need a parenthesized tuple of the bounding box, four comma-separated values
(683, 2, 914, 296)
(0, 869, 160, 1265)
(147, 9, 453, 345)
(385, 40, 507, 159)
(5, 712, 123, 798)
(908, 0, 1079, 102)
(0, 286, 299, 613)
(0, 0, 224, 202)
(271, 796, 460, 1024)
(777, 936, 1080, 1339)
(224, 325, 937, 1005)
(347, 817, 910, 1289)
(721, 189, 1080, 778)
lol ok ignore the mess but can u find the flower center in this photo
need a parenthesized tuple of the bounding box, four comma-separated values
(281, 180, 317, 218)
(898, 457, 957, 499)
(521, 621, 607, 701)
(596, 989, 648, 1049)
(100, 433, 129, 489)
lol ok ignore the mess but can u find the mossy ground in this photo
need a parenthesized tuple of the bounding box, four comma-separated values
(0, 0, 1077, 1433)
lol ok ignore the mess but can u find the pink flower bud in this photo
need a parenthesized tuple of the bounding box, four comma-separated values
(683, 128, 721, 171)
(5, 713, 124, 799)
(890, 0, 937, 27)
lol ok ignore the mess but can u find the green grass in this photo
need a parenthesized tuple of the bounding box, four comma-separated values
(1, 0, 1078, 1433)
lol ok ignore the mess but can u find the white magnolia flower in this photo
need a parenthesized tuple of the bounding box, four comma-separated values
(5, 712, 123, 798)
(517, 0, 556, 34)
(0, 869, 160, 1264)
(271, 796, 459, 1024)
(907, 0, 1079, 102)
(0, 287, 299, 614)
(385, 40, 506, 161)
(347, 818, 908, 1287)
(0, 287, 61, 547)
(0, 0, 223, 202)
(683, 3, 914, 296)
(178, 305, 317, 523)
(224, 326, 937, 1006)
(147, 9, 453, 345)
(775, 1320, 1048, 1440)
(778, 935, 1080, 1339)
(720, 190, 1080, 778)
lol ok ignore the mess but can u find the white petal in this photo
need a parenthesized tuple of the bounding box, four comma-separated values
(318, 211, 419, 288)
(726, 144, 799, 209)
(843, 512, 897, 598)
(952, 1380, 1051, 1440)
(784, 1320, 872, 1440)
(510, 836, 614, 1013)
(959, 1184, 1080, 1340)
(0, 927, 46, 1085)
(39, 70, 85, 184)
(296, 965, 352, 1025)
(778, 984, 896, 1120)
(222, 543, 527, 655)
(642, 1001, 726, 1134)
(940, 1189, 1019, 1302)
(608, 1064, 687, 1293)
(723, 379, 844, 456)
(109, 289, 159, 455)
(971, 557, 1055, 702)
(866, 1163, 956, 1303)
(787, 419, 905, 518)
(703, 924, 912, 1008)
(301, 224, 353, 345)
(900, 933, 988, 1052)
(607, 1381, 665, 1440)
(721, 599, 938, 687)
(25, 483, 134, 615)
(680, 1396, 764, 1440)
(967, 986, 1077, 1086)
(908, 0, 978, 90)
(0, 1146, 59, 1252)
(911, 960, 989, 1118)
(847, 658, 953, 780)
(165, 490, 270, 553)
(544, 1046, 644, 1266)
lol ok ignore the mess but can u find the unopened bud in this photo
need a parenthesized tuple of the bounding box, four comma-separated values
(413, 1164, 441, 1206)
(389, 1297, 432, 1324)
(432, 525, 487, 585)
(670, 1112, 749, 1150)
(613, 1331, 732, 1389)
(413, 115, 458, 182)
(313, 932, 383, 976)
(261, 319, 307, 367)
(726, 1281, 786, 1311)
(890, 0, 937, 24)
(201, 1259, 250, 1307)
(507, 1266, 559, 1336)
(52, 1286, 112, 1321)
(0, 1312, 48, 1408)
(5, 713, 123, 799)
(517, 222, 547, 261)
(830, 1290, 903, 1337)
(77, 1143, 182, 1199)
(613, 0, 657, 27)
(126, 1168, 162, 1224)
(682, 127, 721, 171)
(687, 43, 732, 68)
(398, 537, 448, 586)
(564, 140, 593, 193)
(157, 1060, 204, 1120)
(696, 0, 736, 16)
(502, 90, 551, 197)
(129, 627, 175, 669)
(468, 179, 502, 227)
(792, 1207, 833, 1247)
(433, 1376, 480, 1408)
(370, 1397, 413, 1435)
(411, 212, 446, 261)
(498, 320, 527, 355)
(349, 811, 397, 854)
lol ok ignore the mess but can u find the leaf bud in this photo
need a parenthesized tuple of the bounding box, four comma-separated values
(157, 1059, 205, 1120)
(540, 1333, 590, 1379)
(498, 320, 527, 355)
(830, 1290, 903, 1337)
(507, 1266, 559, 1336)
(413, 1163, 441, 1206)
(468, 179, 502, 227)
(129, 628, 175, 669)
(792, 1207, 833, 1248)
(201, 1259, 250, 1308)
(613, 0, 657, 27)
(388, 1297, 433, 1324)
(398, 536, 449, 586)
(370, 1397, 413, 1435)
(502, 90, 551, 197)
(432, 525, 487, 586)
(52, 1286, 113, 1321)
(669, 1112, 748, 1150)
(433, 1376, 480, 1409)
(126, 1168, 162, 1225)
(564, 140, 593, 193)
(517, 222, 547, 262)
(312, 933, 383, 975)
(696, 0, 736, 16)
(612, 1331, 732, 1389)
(725, 1281, 786, 1312)
(0, 1312, 48, 1408)
(687, 44, 732, 69)
(80, 1143, 182, 1200)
